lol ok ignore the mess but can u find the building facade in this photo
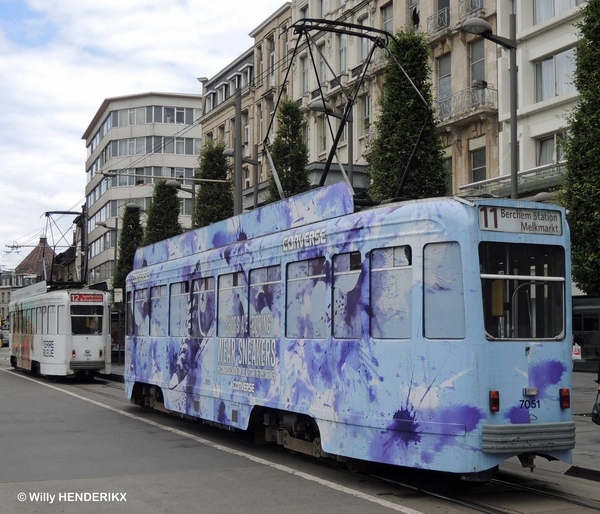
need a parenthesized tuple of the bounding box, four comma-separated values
(82, 92, 203, 290)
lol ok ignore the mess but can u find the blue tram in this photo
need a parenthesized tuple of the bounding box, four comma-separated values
(125, 183, 574, 478)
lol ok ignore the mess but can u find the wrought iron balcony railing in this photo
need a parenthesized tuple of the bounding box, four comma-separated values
(427, 7, 450, 35)
(458, 0, 484, 19)
(435, 85, 497, 121)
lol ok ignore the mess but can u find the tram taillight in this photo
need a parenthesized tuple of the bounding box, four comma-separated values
(489, 390, 500, 412)
(72, 350, 76, 358)
(560, 388, 570, 409)
(99, 349, 103, 358)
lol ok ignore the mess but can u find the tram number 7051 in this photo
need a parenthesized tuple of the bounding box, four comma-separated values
(519, 399, 541, 409)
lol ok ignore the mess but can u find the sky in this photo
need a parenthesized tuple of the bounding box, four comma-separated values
(0, 0, 285, 270)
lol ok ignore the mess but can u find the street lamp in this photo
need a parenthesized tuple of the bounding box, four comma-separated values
(309, 99, 354, 188)
(165, 179, 196, 228)
(223, 145, 261, 209)
(462, 15, 518, 199)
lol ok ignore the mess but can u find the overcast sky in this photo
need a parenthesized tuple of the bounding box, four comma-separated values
(0, 0, 285, 270)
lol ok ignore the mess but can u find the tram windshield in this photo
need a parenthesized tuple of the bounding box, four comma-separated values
(71, 305, 103, 335)
(479, 243, 565, 340)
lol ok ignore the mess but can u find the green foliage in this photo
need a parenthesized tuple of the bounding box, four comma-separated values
(193, 139, 233, 228)
(142, 179, 183, 246)
(266, 100, 310, 203)
(366, 28, 448, 201)
(112, 205, 143, 297)
(559, 0, 600, 295)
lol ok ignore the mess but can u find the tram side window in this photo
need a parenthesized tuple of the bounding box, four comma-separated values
(371, 246, 412, 339)
(42, 306, 47, 334)
(191, 277, 215, 338)
(286, 257, 327, 339)
(169, 282, 189, 337)
(57, 305, 65, 334)
(126, 291, 133, 336)
(333, 252, 362, 339)
(249, 265, 281, 338)
(36, 307, 42, 334)
(423, 242, 465, 339)
(150, 285, 168, 337)
(134, 288, 149, 336)
(480, 243, 565, 340)
(47, 305, 56, 335)
(71, 305, 103, 335)
(218, 272, 247, 337)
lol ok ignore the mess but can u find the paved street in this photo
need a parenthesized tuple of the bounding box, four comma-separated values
(1, 347, 599, 514)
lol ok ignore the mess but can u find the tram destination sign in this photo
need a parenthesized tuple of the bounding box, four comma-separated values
(70, 293, 104, 303)
(478, 206, 562, 236)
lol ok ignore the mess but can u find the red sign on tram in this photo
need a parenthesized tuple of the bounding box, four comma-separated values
(70, 293, 104, 303)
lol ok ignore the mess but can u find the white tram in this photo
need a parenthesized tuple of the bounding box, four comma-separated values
(9, 281, 111, 378)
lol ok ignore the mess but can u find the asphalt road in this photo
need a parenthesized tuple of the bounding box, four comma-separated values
(0, 351, 438, 514)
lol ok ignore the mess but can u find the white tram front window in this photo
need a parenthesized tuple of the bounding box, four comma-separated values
(480, 243, 565, 340)
(71, 305, 103, 335)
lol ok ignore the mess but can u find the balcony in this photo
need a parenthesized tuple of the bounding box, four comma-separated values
(427, 7, 450, 35)
(458, 0, 484, 19)
(435, 85, 497, 123)
(458, 161, 567, 198)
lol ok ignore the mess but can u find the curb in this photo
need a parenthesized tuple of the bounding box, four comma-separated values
(565, 465, 600, 483)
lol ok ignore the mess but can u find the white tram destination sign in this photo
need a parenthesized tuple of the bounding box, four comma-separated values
(479, 206, 562, 236)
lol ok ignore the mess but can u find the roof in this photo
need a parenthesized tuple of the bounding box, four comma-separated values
(14, 237, 56, 279)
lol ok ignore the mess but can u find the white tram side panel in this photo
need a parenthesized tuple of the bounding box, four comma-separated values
(124, 184, 574, 476)
(9, 286, 111, 377)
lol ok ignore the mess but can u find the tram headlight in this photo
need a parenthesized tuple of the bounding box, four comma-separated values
(72, 350, 76, 358)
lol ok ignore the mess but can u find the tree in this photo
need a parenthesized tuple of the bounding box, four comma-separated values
(112, 205, 143, 296)
(366, 28, 448, 202)
(193, 139, 233, 228)
(266, 100, 310, 203)
(559, 0, 600, 295)
(142, 179, 183, 246)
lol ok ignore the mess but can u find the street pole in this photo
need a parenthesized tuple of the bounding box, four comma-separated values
(234, 90, 243, 215)
(252, 144, 259, 209)
(509, 13, 518, 200)
(348, 117, 353, 187)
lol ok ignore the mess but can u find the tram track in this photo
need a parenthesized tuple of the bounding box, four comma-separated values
(368, 471, 600, 514)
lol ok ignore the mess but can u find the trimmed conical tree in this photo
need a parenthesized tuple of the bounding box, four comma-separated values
(143, 179, 183, 246)
(560, 0, 600, 296)
(112, 204, 143, 296)
(266, 100, 310, 203)
(193, 139, 233, 228)
(366, 28, 448, 201)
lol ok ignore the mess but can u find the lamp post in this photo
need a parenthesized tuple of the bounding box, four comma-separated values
(223, 145, 260, 210)
(308, 99, 354, 188)
(462, 15, 518, 199)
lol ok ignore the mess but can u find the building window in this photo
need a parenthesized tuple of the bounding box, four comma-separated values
(318, 116, 327, 153)
(359, 16, 369, 61)
(300, 56, 309, 93)
(471, 147, 486, 183)
(360, 94, 370, 134)
(319, 0, 328, 17)
(299, 3, 308, 19)
(409, 0, 420, 28)
(534, 0, 585, 25)
(338, 33, 347, 73)
(381, 3, 393, 33)
(470, 39, 485, 83)
(318, 43, 327, 83)
(535, 47, 576, 102)
(438, 53, 452, 118)
(537, 132, 565, 166)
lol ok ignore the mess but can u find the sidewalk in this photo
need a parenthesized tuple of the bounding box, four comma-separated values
(103, 367, 600, 478)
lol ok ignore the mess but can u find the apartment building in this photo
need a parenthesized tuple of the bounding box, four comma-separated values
(199, 3, 292, 210)
(82, 92, 203, 290)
